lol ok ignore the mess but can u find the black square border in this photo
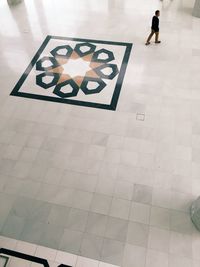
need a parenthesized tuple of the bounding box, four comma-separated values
(10, 35, 133, 110)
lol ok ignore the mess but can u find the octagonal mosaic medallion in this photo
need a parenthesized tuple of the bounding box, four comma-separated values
(11, 36, 132, 110)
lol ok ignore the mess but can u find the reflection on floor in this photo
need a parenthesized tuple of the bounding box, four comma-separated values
(1, 0, 200, 266)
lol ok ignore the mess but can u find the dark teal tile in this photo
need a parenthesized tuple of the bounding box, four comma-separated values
(39, 224, 64, 250)
(10, 196, 51, 222)
(1, 214, 25, 239)
(86, 212, 107, 236)
(80, 233, 104, 260)
(59, 229, 83, 254)
(20, 220, 46, 244)
(101, 238, 125, 266)
(66, 208, 88, 231)
(47, 204, 70, 227)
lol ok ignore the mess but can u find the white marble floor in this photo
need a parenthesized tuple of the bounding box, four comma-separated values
(1, 0, 200, 266)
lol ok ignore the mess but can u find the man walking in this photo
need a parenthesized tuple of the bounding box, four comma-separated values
(145, 10, 161, 45)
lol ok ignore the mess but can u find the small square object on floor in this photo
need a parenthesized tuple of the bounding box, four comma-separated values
(136, 113, 145, 121)
(10, 36, 132, 111)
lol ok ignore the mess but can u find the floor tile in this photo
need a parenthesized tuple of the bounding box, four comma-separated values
(28, 162, 48, 182)
(145, 249, 169, 267)
(59, 229, 83, 254)
(86, 158, 102, 175)
(50, 187, 75, 207)
(2, 177, 22, 195)
(120, 151, 138, 167)
(18, 180, 41, 199)
(35, 245, 57, 261)
(66, 208, 88, 232)
(170, 231, 192, 258)
(71, 143, 89, 158)
(10, 133, 29, 147)
(169, 254, 192, 267)
(44, 167, 64, 185)
(123, 244, 146, 267)
(99, 263, 120, 267)
(99, 162, 118, 180)
(90, 193, 112, 215)
(104, 149, 121, 164)
(3, 145, 22, 161)
(16, 240, 37, 255)
(192, 233, 200, 260)
(11, 161, 32, 179)
(170, 191, 193, 213)
(47, 204, 70, 227)
(26, 135, 44, 149)
(132, 184, 153, 204)
(107, 135, 123, 149)
(8, 257, 31, 267)
(20, 220, 46, 244)
(101, 238, 124, 266)
(1, 214, 25, 240)
(10, 197, 51, 222)
(193, 260, 200, 267)
(70, 173, 98, 193)
(95, 178, 115, 196)
(55, 251, 77, 266)
(129, 202, 151, 224)
(113, 181, 133, 201)
(152, 188, 171, 209)
(0, 193, 16, 230)
(109, 198, 130, 220)
(0, 159, 16, 176)
(150, 206, 170, 230)
(71, 190, 93, 211)
(88, 145, 105, 161)
(126, 221, 149, 247)
(76, 256, 99, 267)
(105, 217, 128, 242)
(86, 212, 107, 237)
(38, 224, 64, 250)
(60, 170, 81, 188)
(91, 133, 108, 147)
(19, 147, 38, 162)
(170, 210, 193, 234)
(80, 233, 104, 261)
(0, 174, 7, 192)
(148, 226, 170, 253)
(172, 174, 192, 195)
(0, 236, 17, 250)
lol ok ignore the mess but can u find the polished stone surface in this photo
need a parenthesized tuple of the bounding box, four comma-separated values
(1, 0, 200, 266)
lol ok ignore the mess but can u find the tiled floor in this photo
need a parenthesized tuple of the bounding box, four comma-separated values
(1, 0, 200, 266)
(0, 235, 117, 267)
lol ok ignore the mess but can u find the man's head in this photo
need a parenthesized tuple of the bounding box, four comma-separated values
(155, 10, 160, 17)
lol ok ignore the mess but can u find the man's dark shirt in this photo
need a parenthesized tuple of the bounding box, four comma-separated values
(151, 16, 159, 32)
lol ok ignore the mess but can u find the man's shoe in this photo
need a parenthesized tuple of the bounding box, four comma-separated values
(145, 42, 150, 45)
(155, 41, 161, 43)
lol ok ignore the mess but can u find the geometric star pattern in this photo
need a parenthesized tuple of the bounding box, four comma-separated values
(36, 42, 119, 97)
(10, 36, 133, 110)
